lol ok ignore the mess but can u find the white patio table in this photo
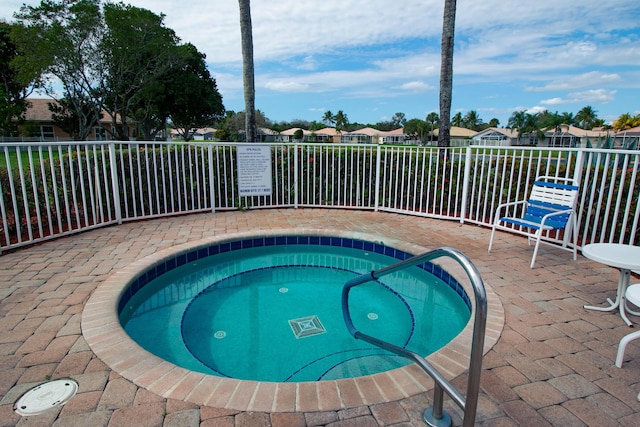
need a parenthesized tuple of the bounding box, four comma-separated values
(582, 243, 640, 327)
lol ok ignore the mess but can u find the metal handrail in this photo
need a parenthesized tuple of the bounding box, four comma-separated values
(341, 246, 487, 427)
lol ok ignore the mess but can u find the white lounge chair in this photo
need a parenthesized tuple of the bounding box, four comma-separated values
(488, 176, 579, 268)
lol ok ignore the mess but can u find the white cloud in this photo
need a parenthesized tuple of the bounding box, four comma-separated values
(526, 72, 622, 92)
(264, 81, 310, 93)
(398, 81, 434, 93)
(541, 89, 617, 106)
(540, 98, 567, 106)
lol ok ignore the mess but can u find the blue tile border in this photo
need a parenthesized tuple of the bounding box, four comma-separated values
(118, 235, 472, 314)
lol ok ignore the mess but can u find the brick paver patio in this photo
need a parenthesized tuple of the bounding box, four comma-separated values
(1, 209, 639, 426)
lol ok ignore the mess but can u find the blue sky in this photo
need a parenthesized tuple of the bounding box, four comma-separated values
(2, 0, 639, 127)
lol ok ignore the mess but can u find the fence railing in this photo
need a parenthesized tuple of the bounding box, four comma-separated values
(1, 141, 638, 252)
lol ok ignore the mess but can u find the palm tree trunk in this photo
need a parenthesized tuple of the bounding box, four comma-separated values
(438, 0, 457, 149)
(238, 0, 256, 142)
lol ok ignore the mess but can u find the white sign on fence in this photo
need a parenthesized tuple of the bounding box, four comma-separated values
(237, 145, 273, 196)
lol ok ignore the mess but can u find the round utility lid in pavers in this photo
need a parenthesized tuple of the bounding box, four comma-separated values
(14, 379, 78, 416)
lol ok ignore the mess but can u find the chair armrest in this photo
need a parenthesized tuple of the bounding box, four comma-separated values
(538, 208, 575, 229)
(494, 200, 526, 221)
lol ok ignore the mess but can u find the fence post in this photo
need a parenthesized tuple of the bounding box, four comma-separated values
(294, 142, 299, 208)
(108, 142, 122, 224)
(374, 144, 381, 211)
(208, 145, 216, 213)
(459, 146, 473, 224)
(573, 147, 585, 186)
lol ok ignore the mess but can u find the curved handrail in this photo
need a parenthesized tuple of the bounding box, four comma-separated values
(341, 246, 487, 427)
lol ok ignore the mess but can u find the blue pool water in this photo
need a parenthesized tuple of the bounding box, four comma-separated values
(119, 236, 471, 382)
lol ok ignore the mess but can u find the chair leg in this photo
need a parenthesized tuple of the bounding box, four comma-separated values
(488, 225, 496, 253)
(571, 216, 578, 261)
(530, 232, 542, 269)
(616, 329, 640, 367)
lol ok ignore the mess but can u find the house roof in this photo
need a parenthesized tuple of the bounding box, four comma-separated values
(348, 127, 381, 136)
(614, 125, 640, 137)
(24, 98, 55, 122)
(280, 127, 311, 136)
(258, 127, 278, 135)
(544, 124, 607, 138)
(432, 126, 477, 138)
(473, 127, 519, 139)
(25, 98, 121, 124)
(314, 127, 340, 136)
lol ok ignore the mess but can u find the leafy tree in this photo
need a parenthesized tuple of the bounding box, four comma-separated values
(293, 128, 304, 141)
(47, 95, 102, 140)
(308, 120, 324, 131)
(238, 0, 256, 142)
(101, 2, 182, 140)
(0, 22, 36, 137)
(217, 109, 267, 141)
(438, 0, 457, 148)
(166, 43, 224, 141)
(12, 0, 104, 140)
(391, 112, 406, 128)
(375, 120, 395, 131)
(404, 118, 428, 143)
(488, 118, 500, 127)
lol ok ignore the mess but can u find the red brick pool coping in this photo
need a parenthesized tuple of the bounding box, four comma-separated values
(82, 228, 504, 413)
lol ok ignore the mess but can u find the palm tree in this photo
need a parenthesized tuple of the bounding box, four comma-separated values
(520, 113, 544, 144)
(507, 110, 527, 143)
(613, 113, 634, 131)
(451, 112, 463, 127)
(238, 0, 256, 142)
(575, 105, 598, 130)
(561, 112, 575, 126)
(322, 110, 335, 127)
(463, 110, 482, 131)
(438, 0, 457, 148)
(334, 110, 348, 133)
(426, 112, 439, 142)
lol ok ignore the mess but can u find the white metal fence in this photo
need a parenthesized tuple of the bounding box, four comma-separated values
(1, 141, 638, 252)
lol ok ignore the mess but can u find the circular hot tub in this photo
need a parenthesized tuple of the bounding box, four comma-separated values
(82, 229, 503, 411)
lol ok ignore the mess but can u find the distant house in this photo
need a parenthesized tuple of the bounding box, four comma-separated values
(340, 127, 380, 144)
(312, 127, 340, 143)
(613, 126, 640, 149)
(170, 128, 215, 141)
(257, 127, 279, 142)
(279, 127, 309, 142)
(472, 128, 519, 146)
(20, 98, 140, 141)
(541, 125, 607, 148)
(430, 126, 478, 146)
(472, 125, 609, 147)
(380, 128, 408, 145)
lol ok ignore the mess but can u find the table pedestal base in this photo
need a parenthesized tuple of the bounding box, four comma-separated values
(584, 269, 635, 326)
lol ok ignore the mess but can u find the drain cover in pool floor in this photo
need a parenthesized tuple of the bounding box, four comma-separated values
(289, 315, 326, 338)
